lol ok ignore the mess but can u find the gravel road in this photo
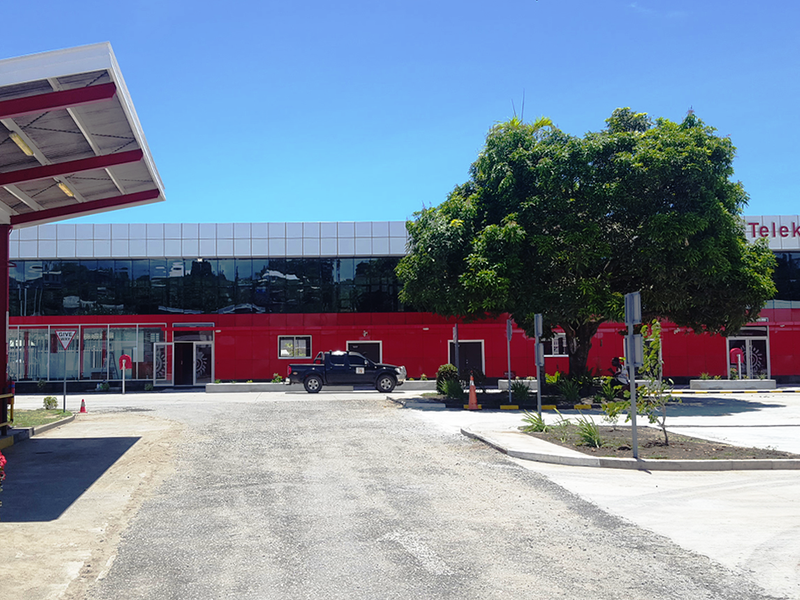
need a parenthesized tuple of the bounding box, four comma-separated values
(72, 394, 779, 600)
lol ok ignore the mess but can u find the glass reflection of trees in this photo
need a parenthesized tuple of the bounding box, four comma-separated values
(772, 252, 800, 307)
(10, 257, 408, 316)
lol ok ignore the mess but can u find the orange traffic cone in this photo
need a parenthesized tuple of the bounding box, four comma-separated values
(80, 399, 87, 413)
(468, 375, 479, 410)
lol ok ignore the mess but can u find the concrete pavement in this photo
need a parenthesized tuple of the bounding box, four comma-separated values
(2, 388, 799, 598)
(394, 390, 800, 599)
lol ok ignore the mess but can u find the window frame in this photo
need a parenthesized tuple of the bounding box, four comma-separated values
(278, 335, 312, 359)
(543, 333, 568, 357)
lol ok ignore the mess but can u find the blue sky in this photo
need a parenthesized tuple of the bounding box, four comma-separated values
(2, 0, 798, 224)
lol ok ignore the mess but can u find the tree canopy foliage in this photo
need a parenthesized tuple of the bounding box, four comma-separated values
(397, 109, 776, 376)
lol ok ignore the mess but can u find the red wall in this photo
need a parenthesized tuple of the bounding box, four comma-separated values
(12, 307, 800, 381)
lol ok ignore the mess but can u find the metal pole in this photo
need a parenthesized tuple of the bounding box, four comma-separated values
(453, 323, 460, 374)
(534, 314, 543, 417)
(536, 359, 542, 417)
(628, 325, 638, 459)
(63, 345, 67, 413)
(506, 319, 512, 405)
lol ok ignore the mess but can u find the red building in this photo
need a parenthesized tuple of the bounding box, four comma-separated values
(6, 215, 799, 387)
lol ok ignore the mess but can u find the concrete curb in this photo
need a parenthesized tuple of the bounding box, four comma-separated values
(461, 426, 800, 471)
(0, 414, 75, 450)
(672, 389, 800, 394)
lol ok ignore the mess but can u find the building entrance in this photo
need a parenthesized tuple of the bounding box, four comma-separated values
(170, 327, 215, 386)
(173, 342, 214, 386)
(347, 341, 382, 363)
(727, 326, 769, 379)
(448, 340, 484, 375)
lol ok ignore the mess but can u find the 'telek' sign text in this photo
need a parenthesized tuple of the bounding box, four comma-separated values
(744, 216, 800, 250)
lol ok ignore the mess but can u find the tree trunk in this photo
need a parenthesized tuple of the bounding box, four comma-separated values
(563, 320, 601, 378)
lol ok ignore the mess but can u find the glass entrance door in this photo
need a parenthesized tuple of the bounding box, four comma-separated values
(154, 342, 174, 386)
(727, 336, 769, 379)
(173, 341, 213, 386)
(194, 343, 213, 385)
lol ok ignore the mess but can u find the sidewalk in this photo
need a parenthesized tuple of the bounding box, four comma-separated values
(394, 390, 800, 599)
(462, 422, 800, 470)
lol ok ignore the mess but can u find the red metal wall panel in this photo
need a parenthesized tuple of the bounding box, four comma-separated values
(11, 309, 800, 381)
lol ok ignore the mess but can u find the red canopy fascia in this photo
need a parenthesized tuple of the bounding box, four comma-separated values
(0, 148, 143, 187)
(0, 81, 117, 120)
(10, 188, 160, 227)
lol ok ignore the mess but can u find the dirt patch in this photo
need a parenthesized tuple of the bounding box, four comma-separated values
(525, 425, 800, 460)
(0, 412, 185, 600)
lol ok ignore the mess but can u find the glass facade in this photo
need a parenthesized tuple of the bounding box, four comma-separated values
(769, 252, 800, 308)
(9, 257, 407, 317)
(8, 324, 166, 383)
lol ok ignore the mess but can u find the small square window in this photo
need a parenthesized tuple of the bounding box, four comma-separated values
(544, 334, 567, 356)
(279, 335, 312, 358)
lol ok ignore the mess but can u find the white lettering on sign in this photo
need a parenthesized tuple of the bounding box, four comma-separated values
(56, 330, 77, 350)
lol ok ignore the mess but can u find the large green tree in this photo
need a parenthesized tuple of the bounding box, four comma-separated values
(397, 109, 776, 376)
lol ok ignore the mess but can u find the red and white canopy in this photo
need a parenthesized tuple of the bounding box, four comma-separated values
(0, 43, 165, 228)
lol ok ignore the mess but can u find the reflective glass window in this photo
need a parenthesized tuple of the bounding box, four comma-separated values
(15, 327, 50, 381)
(81, 327, 107, 380)
(108, 327, 138, 380)
(279, 335, 311, 358)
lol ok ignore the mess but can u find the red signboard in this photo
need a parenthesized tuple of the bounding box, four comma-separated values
(119, 354, 132, 370)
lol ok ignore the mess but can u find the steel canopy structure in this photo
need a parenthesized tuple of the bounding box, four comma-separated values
(0, 43, 165, 432)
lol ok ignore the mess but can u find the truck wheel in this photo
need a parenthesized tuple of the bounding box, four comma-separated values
(304, 375, 323, 393)
(376, 374, 396, 393)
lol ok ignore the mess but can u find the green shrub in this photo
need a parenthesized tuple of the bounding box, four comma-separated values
(545, 371, 563, 386)
(576, 413, 602, 448)
(420, 373, 428, 381)
(595, 377, 623, 403)
(271, 373, 284, 383)
(555, 378, 581, 403)
(521, 410, 548, 433)
(100, 382, 110, 392)
(436, 364, 459, 394)
(551, 410, 571, 443)
(510, 380, 530, 403)
(572, 370, 600, 393)
(37, 379, 47, 390)
(43, 396, 58, 409)
(144, 383, 154, 391)
(702, 373, 723, 380)
(442, 378, 465, 400)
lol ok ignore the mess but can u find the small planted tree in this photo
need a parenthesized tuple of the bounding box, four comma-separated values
(635, 320, 679, 445)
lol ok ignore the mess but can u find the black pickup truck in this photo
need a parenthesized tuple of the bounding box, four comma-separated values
(288, 351, 407, 393)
